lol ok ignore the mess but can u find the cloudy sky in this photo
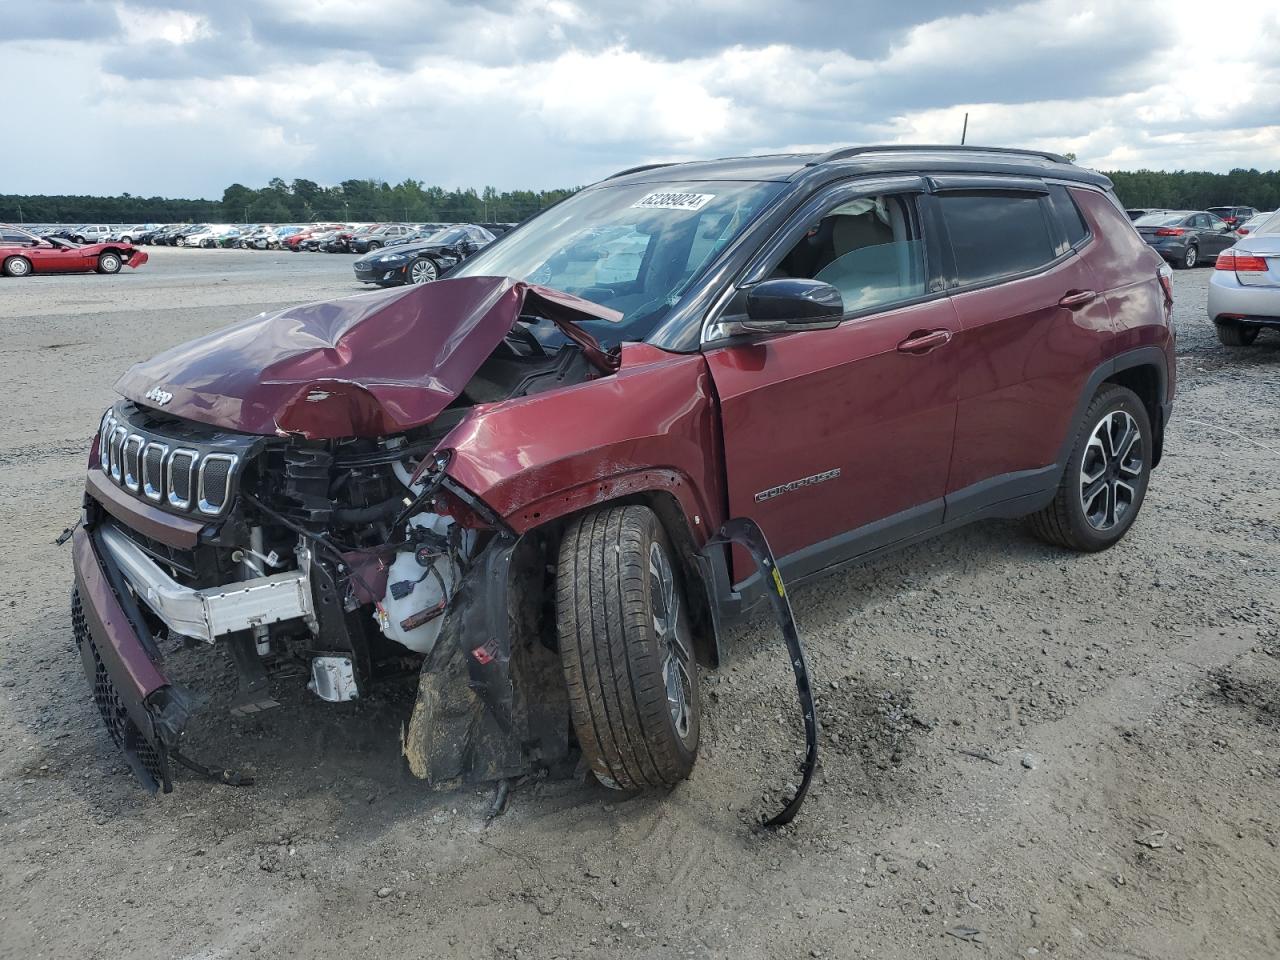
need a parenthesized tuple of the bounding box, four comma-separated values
(4, 0, 1279, 198)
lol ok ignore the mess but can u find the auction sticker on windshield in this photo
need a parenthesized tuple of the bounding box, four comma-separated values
(631, 192, 716, 211)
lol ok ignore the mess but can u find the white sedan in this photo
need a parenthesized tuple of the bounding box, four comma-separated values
(1207, 210, 1280, 346)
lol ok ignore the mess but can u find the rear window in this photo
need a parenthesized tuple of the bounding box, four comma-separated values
(1047, 185, 1090, 250)
(1134, 213, 1186, 227)
(938, 191, 1058, 285)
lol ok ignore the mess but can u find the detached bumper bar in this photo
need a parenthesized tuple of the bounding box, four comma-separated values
(98, 524, 313, 643)
(72, 526, 189, 793)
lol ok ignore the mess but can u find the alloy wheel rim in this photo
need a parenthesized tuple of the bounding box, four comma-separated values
(650, 540, 694, 743)
(1185, 246, 1196, 267)
(1079, 410, 1143, 531)
(411, 260, 436, 283)
(11, 259, 30, 275)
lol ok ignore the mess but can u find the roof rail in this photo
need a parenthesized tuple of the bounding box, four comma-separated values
(806, 144, 1070, 167)
(605, 162, 678, 180)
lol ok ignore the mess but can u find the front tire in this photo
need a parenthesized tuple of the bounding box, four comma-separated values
(3, 256, 32, 277)
(408, 257, 437, 284)
(97, 252, 122, 274)
(1027, 385, 1152, 552)
(1215, 321, 1259, 346)
(556, 505, 701, 790)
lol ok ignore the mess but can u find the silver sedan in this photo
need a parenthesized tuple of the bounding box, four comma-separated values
(1207, 211, 1280, 346)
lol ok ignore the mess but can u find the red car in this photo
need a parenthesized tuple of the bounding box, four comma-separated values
(282, 223, 346, 251)
(1, 225, 148, 277)
(71, 146, 1175, 801)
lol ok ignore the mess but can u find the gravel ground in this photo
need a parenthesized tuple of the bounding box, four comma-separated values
(1, 248, 1276, 960)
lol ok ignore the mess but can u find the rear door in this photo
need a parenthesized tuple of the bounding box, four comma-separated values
(931, 179, 1113, 518)
(1200, 213, 1236, 259)
(704, 176, 960, 581)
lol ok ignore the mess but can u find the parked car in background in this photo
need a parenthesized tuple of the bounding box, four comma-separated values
(479, 222, 518, 236)
(1208, 210, 1280, 346)
(348, 224, 415, 254)
(1, 224, 148, 276)
(72, 146, 1175, 798)
(352, 224, 495, 285)
(1126, 208, 1168, 221)
(1206, 206, 1257, 228)
(1132, 210, 1237, 268)
(1233, 211, 1274, 237)
(109, 225, 151, 243)
(71, 225, 112, 244)
(283, 224, 346, 251)
(387, 223, 450, 247)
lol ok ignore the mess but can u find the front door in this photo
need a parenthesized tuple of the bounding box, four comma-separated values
(704, 181, 959, 585)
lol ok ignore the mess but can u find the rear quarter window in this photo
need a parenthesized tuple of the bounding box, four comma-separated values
(1047, 185, 1091, 250)
(938, 191, 1058, 286)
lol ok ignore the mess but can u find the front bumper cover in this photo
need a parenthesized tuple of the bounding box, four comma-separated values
(71, 525, 194, 793)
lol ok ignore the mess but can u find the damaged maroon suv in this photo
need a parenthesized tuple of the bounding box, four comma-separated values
(72, 146, 1175, 798)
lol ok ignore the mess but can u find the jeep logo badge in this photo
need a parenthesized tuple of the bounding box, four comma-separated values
(144, 386, 173, 406)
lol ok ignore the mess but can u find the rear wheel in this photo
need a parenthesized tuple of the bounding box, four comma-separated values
(1027, 385, 1152, 552)
(556, 505, 700, 790)
(1177, 244, 1198, 269)
(1215, 321, 1259, 346)
(3, 256, 32, 277)
(97, 252, 122, 274)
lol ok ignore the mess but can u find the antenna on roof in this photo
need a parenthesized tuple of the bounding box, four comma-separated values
(961, 112, 968, 146)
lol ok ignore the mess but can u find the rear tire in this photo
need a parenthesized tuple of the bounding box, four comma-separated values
(1027, 385, 1152, 552)
(1176, 244, 1198, 269)
(1215, 321, 1259, 346)
(556, 505, 700, 790)
(3, 256, 32, 277)
(97, 252, 122, 274)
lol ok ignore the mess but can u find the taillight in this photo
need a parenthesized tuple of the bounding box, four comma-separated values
(1154, 227, 1185, 236)
(1216, 251, 1269, 272)
(1236, 228, 1250, 235)
(1157, 264, 1174, 307)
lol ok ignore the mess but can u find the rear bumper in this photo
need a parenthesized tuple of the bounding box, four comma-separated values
(1207, 271, 1280, 324)
(71, 525, 184, 793)
(126, 250, 149, 269)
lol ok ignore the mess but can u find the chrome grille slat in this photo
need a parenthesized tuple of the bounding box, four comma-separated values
(97, 409, 242, 519)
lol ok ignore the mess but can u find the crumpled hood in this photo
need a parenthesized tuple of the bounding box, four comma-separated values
(115, 276, 621, 439)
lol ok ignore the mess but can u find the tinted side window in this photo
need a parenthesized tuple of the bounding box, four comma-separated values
(1047, 184, 1090, 250)
(939, 192, 1057, 285)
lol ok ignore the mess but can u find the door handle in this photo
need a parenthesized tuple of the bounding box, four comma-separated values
(896, 328, 953, 354)
(1058, 289, 1097, 308)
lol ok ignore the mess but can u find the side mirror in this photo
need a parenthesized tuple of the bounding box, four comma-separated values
(729, 278, 844, 335)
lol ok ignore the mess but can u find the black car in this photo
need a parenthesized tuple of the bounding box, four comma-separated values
(352, 224, 495, 286)
(1206, 205, 1257, 228)
(1132, 210, 1237, 268)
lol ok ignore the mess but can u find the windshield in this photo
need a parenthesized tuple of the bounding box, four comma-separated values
(450, 179, 783, 348)
(1135, 213, 1187, 227)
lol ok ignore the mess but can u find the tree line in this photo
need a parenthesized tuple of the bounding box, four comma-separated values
(3, 168, 1279, 225)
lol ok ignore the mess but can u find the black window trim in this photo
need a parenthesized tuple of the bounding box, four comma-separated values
(928, 179, 1076, 295)
(1044, 180, 1095, 254)
(702, 174, 947, 341)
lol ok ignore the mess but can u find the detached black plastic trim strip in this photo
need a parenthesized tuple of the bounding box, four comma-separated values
(706, 517, 818, 827)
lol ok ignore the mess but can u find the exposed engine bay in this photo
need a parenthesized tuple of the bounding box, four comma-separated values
(88, 312, 607, 791)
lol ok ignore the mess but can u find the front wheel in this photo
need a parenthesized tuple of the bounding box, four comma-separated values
(1215, 321, 1259, 346)
(3, 256, 32, 277)
(1027, 385, 1152, 552)
(97, 252, 122, 274)
(408, 257, 437, 284)
(556, 505, 701, 790)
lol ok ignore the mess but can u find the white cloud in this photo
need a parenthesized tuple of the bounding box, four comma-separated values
(2, 0, 1277, 196)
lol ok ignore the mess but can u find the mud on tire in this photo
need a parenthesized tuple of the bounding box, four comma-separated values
(556, 504, 700, 790)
